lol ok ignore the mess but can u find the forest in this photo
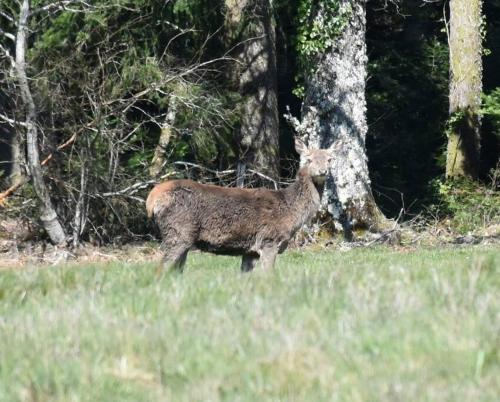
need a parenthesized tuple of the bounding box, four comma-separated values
(0, 0, 499, 248)
(0, 2, 499, 401)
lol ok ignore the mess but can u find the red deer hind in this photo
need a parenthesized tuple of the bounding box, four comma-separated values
(146, 138, 332, 272)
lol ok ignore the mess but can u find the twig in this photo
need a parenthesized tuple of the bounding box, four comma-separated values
(174, 161, 286, 188)
(0, 10, 16, 25)
(0, 27, 15, 42)
(32, 0, 93, 15)
(0, 177, 29, 207)
(247, 169, 278, 190)
(96, 172, 177, 199)
(0, 112, 28, 127)
(41, 132, 78, 166)
(364, 208, 403, 246)
(173, 161, 235, 176)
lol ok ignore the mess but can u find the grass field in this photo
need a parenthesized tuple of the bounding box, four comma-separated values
(0, 246, 499, 402)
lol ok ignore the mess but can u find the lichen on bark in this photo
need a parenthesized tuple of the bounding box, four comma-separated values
(295, 0, 390, 234)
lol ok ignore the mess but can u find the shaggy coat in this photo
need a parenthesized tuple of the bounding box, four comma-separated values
(146, 139, 331, 271)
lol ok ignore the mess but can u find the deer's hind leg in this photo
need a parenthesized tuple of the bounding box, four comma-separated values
(162, 245, 189, 272)
(157, 225, 193, 273)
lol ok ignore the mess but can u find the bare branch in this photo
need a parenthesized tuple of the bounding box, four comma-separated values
(0, 113, 28, 128)
(0, 177, 29, 208)
(0, 44, 16, 68)
(0, 27, 15, 42)
(32, 0, 93, 15)
(41, 132, 78, 166)
(174, 161, 236, 177)
(247, 169, 279, 190)
(173, 162, 287, 188)
(283, 106, 305, 136)
(0, 10, 16, 24)
(97, 172, 178, 199)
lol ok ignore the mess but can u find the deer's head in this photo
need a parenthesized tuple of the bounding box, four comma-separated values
(295, 137, 333, 185)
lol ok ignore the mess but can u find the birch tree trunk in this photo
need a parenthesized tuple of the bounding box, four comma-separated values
(446, 0, 483, 179)
(225, 0, 280, 183)
(14, 0, 66, 245)
(298, 0, 389, 234)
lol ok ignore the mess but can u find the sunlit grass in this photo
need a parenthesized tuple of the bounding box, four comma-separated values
(0, 246, 499, 401)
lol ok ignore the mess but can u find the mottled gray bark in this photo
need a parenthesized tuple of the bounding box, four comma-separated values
(225, 0, 279, 182)
(14, 0, 66, 244)
(297, 0, 388, 233)
(446, 0, 483, 179)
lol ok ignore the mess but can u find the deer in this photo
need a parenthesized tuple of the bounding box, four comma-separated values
(146, 137, 332, 272)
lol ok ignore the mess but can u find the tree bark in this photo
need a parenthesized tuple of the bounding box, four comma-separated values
(225, 0, 280, 183)
(446, 0, 483, 179)
(298, 0, 389, 234)
(14, 0, 66, 245)
(149, 95, 179, 178)
(9, 130, 26, 187)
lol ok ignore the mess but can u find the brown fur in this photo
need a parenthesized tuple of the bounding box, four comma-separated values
(146, 139, 332, 272)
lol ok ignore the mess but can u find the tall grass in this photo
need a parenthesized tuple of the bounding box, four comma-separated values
(0, 247, 499, 401)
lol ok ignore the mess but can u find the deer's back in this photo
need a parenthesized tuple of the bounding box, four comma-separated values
(147, 180, 290, 253)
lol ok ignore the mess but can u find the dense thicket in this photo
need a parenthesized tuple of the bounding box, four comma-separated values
(0, 0, 499, 243)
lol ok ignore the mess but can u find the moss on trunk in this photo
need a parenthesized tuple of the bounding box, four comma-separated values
(446, 0, 483, 179)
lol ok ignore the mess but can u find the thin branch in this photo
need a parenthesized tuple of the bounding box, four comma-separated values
(0, 28, 15, 42)
(0, 113, 28, 128)
(41, 132, 78, 166)
(173, 161, 235, 176)
(32, 0, 93, 15)
(0, 177, 29, 207)
(97, 172, 177, 199)
(0, 10, 16, 24)
(173, 162, 288, 188)
(247, 169, 279, 190)
(283, 106, 304, 136)
(0, 43, 16, 68)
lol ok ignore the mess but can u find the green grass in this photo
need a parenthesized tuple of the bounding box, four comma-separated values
(0, 247, 499, 402)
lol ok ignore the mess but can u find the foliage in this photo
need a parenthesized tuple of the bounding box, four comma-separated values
(6, 0, 240, 242)
(0, 247, 499, 400)
(293, 0, 351, 96)
(429, 174, 500, 234)
(482, 88, 500, 118)
(295, 0, 350, 59)
(481, 89, 500, 177)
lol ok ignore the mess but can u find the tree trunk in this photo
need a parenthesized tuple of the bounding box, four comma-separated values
(9, 130, 26, 187)
(225, 0, 280, 183)
(149, 95, 179, 178)
(14, 0, 66, 245)
(298, 0, 389, 234)
(446, 0, 483, 179)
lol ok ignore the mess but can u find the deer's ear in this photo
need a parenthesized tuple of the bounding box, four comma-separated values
(328, 141, 341, 152)
(294, 137, 307, 155)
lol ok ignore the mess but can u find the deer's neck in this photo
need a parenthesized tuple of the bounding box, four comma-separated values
(282, 167, 323, 231)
